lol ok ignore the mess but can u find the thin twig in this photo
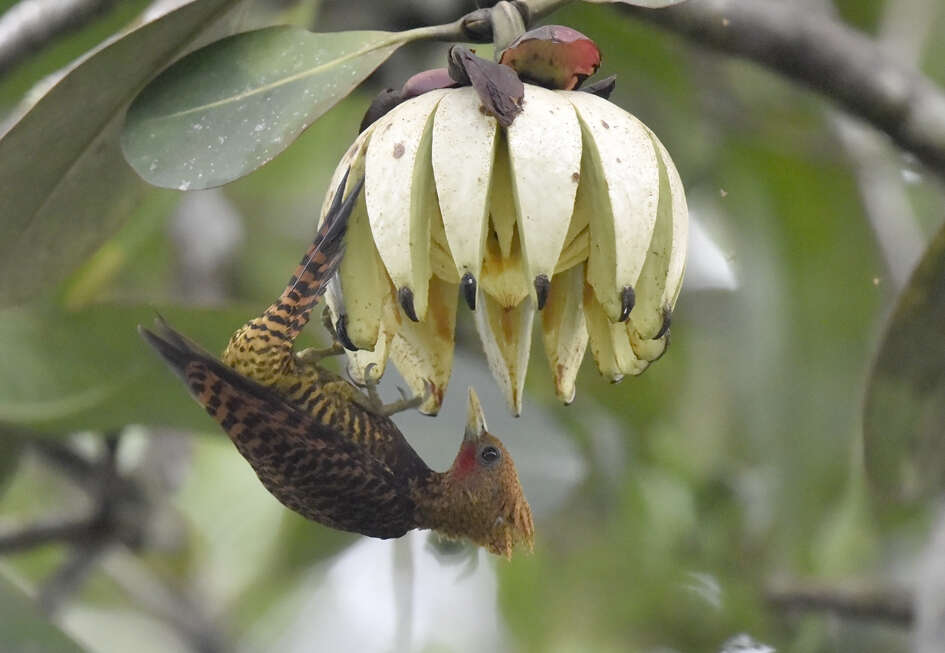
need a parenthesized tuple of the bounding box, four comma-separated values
(103, 550, 230, 653)
(37, 540, 109, 615)
(29, 437, 98, 488)
(391, 0, 573, 44)
(765, 581, 913, 626)
(0, 518, 97, 553)
(31, 437, 143, 504)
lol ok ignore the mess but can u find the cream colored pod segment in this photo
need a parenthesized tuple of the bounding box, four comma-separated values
(432, 84, 583, 415)
(318, 89, 459, 414)
(317, 129, 395, 389)
(431, 87, 496, 292)
(561, 90, 688, 383)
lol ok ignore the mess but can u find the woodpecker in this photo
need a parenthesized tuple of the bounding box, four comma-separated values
(140, 170, 534, 557)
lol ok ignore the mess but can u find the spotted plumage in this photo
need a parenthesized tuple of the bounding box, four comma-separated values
(141, 170, 534, 556)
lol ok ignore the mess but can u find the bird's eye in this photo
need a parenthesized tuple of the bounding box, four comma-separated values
(480, 446, 501, 465)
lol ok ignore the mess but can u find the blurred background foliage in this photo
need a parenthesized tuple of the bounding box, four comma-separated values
(0, 0, 943, 651)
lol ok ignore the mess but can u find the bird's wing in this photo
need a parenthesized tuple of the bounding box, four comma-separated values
(141, 318, 419, 539)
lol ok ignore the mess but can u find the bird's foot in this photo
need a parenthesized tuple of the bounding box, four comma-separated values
(295, 343, 345, 365)
(349, 364, 431, 417)
(376, 382, 430, 417)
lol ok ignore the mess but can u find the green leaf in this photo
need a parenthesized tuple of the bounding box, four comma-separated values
(121, 27, 407, 190)
(0, 0, 244, 308)
(0, 573, 86, 653)
(864, 221, 945, 501)
(0, 303, 251, 434)
(584, 0, 689, 7)
(0, 0, 152, 108)
(0, 436, 24, 498)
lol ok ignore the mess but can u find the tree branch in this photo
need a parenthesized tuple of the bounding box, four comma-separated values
(623, 0, 945, 182)
(103, 550, 230, 653)
(765, 580, 913, 626)
(0, 518, 98, 553)
(0, 0, 118, 77)
(37, 540, 109, 615)
(824, 0, 930, 290)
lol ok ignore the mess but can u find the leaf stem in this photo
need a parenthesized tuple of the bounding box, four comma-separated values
(395, 19, 473, 44)
(524, 0, 578, 21)
(393, 0, 578, 45)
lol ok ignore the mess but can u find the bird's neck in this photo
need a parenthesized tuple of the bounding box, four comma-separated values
(410, 470, 472, 541)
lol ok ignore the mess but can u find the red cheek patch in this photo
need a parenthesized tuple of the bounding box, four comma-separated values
(452, 443, 477, 480)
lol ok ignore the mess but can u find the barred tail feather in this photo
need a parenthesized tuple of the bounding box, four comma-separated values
(142, 317, 307, 431)
(221, 170, 363, 382)
(279, 170, 364, 339)
(140, 316, 241, 404)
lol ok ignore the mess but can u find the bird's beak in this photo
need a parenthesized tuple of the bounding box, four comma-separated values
(464, 387, 487, 444)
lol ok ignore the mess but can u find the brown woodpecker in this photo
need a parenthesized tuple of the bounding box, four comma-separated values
(140, 170, 534, 557)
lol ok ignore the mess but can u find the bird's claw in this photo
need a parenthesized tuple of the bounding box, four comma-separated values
(319, 306, 355, 351)
(346, 363, 388, 415)
(362, 364, 384, 408)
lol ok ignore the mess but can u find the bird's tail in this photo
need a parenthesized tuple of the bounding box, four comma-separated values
(221, 170, 363, 383)
(140, 317, 242, 407)
(277, 169, 364, 336)
(141, 317, 307, 455)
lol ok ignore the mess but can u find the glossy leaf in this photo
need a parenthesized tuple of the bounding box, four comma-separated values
(0, 575, 85, 653)
(864, 221, 945, 501)
(0, 0, 245, 308)
(0, 303, 251, 434)
(122, 26, 407, 190)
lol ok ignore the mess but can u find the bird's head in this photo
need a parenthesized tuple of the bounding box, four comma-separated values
(443, 388, 534, 558)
